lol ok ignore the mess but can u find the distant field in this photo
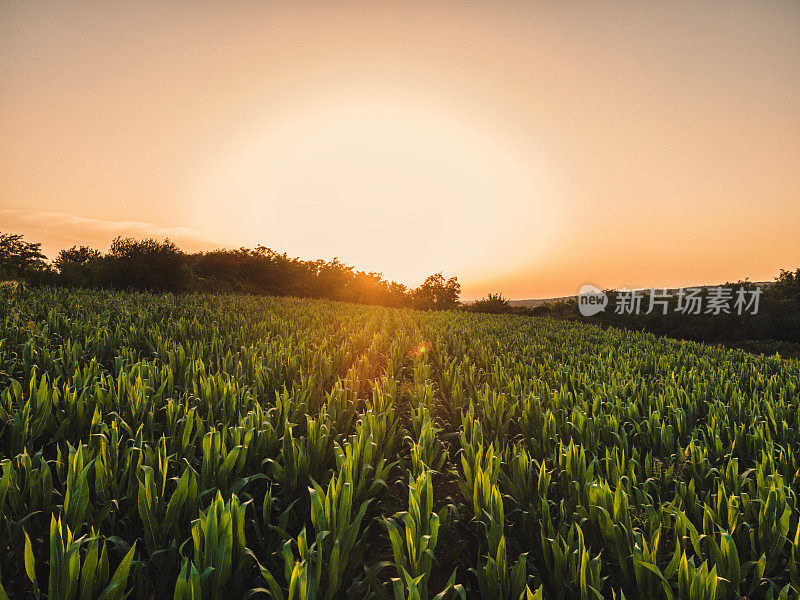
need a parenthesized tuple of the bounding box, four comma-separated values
(1, 287, 798, 599)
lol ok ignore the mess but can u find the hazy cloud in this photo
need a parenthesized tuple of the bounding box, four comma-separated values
(0, 208, 223, 255)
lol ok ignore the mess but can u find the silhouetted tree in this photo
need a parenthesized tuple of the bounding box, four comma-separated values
(773, 268, 800, 306)
(0, 232, 49, 281)
(102, 237, 189, 292)
(413, 273, 461, 310)
(55, 246, 103, 287)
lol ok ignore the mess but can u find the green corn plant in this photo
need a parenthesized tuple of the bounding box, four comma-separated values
(705, 528, 741, 600)
(187, 492, 251, 599)
(7, 372, 57, 454)
(173, 559, 202, 600)
(630, 528, 673, 600)
(579, 479, 636, 585)
(271, 425, 313, 497)
(501, 445, 550, 550)
(92, 419, 136, 528)
(307, 471, 371, 598)
(379, 471, 462, 600)
(260, 469, 372, 600)
(457, 413, 500, 520)
(702, 481, 742, 542)
(749, 476, 792, 574)
(566, 524, 605, 600)
(23, 516, 136, 600)
(333, 416, 395, 508)
(765, 583, 794, 600)
(540, 520, 605, 600)
(270, 417, 334, 499)
(260, 528, 324, 600)
(603, 445, 639, 497)
(669, 508, 703, 563)
(673, 552, 720, 600)
(137, 462, 198, 584)
(408, 411, 447, 476)
(476, 386, 518, 450)
(790, 515, 799, 592)
(465, 447, 501, 525)
(325, 380, 358, 436)
(374, 571, 465, 600)
(0, 449, 54, 565)
(199, 429, 246, 495)
(557, 440, 596, 506)
(252, 484, 295, 559)
(62, 442, 94, 533)
(518, 393, 558, 461)
(471, 478, 531, 600)
(673, 480, 702, 529)
(501, 445, 550, 511)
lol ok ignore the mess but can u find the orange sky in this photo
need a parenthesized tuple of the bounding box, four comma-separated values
(1, 1, 798, 299)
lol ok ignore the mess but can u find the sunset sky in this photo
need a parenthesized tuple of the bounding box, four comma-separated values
(1, 1, 798, 299)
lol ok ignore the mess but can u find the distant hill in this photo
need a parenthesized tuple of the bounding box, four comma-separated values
(509, 296, 575, 307)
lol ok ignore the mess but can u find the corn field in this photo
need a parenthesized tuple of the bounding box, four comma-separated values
(0, 287, 798, 599)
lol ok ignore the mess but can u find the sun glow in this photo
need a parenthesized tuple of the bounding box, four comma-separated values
(192, 102, 560, 286)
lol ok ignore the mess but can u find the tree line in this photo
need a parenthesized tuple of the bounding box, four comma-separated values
(0, 232, 461, 309)
(4, 230, 798, 352)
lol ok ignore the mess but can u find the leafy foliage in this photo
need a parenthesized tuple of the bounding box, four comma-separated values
(0, 232, 49, 282)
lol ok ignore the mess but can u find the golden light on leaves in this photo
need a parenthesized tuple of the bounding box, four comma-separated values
(409, 341, 431, 357)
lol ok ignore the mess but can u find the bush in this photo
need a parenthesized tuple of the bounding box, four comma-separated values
(468, 293, 511, 314)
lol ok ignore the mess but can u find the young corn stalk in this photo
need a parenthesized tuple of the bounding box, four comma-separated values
(408, 407, 447, 477)
(23, 515, 136, 600)
(252, 484, 295, 562)
(458, 435, 530, 599)
(500, 444, 550, 550)
(471, 478, 531, 600)
(137, 462, 198, 585)
(260, 468, 372, 600)
(260, 528, 323, 600)
(333, 413, 395, 508)
(62, 442, 94, 534)
(376, 470, 464, 600)
(539, 521, 605, 600)
(672, 553, 720, 600)
(790, 516, 800, 594)
(186, 492, 251, 599)
(457, 411, 499, 516)
(0, 449, 54, 572)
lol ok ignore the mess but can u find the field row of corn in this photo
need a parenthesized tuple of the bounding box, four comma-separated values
(0, 287, 798, 599)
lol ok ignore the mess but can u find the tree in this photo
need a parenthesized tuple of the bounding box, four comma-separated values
(772, 268, 800, 307)
(413, 273, 461, 310)
(0, 232, 49, 280)
(103, 237, 189, 292)
(55, 246, 103, 287)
